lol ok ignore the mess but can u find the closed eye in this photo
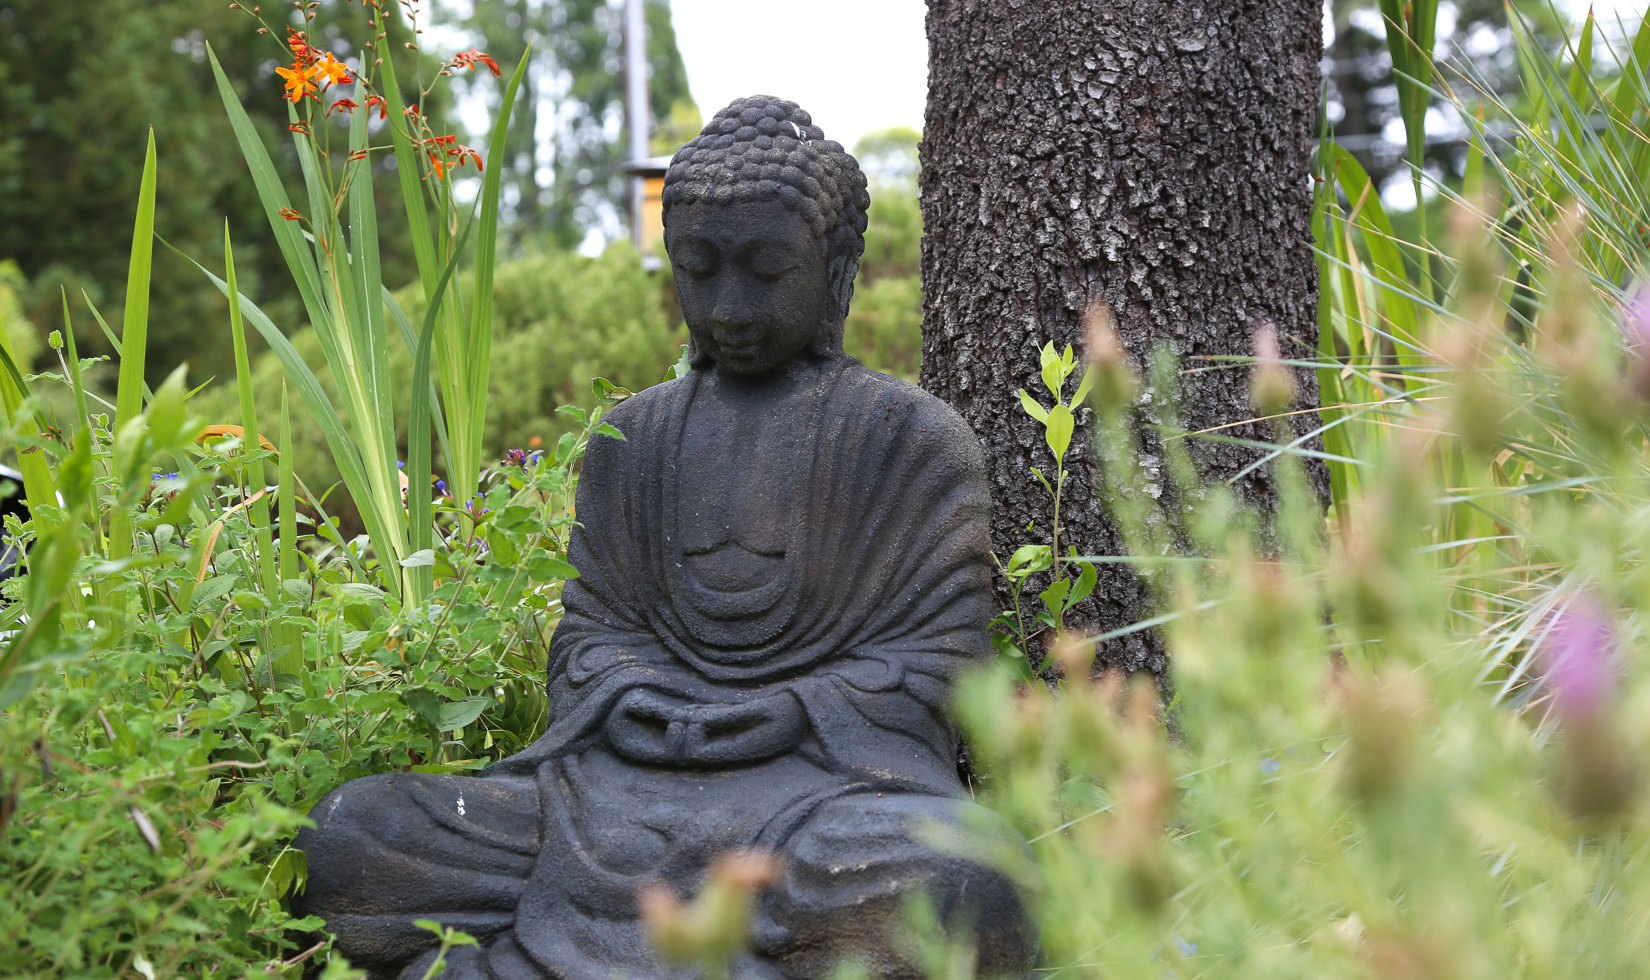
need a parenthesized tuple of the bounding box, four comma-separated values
(749, 262, 797, 282)
(674, 257, 714, 279)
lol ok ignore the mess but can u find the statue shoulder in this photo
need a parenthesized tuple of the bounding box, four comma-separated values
(843, 365, 985, 461)
(590, 376, 694, 442)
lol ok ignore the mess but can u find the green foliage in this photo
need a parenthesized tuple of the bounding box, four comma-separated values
(185, 1, 533, 604)
(844, 184, 924, 380)
(944, 235, 1650, 974)
(916, 7, 1650, 977)
(0, 327, 621, 971)
(995, 342, 1098, 682)
(0, 262, 42, 372)
(0, 0, 449, 387)
(194, 245, 685, 530)
(0, 21, 618, 971)
(844, 272, 923, 382)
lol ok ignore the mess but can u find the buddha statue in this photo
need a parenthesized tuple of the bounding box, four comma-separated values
(294, 95, 1038, 980)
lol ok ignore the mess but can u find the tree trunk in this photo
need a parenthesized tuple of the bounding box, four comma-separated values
(919, 0, 1323, 677)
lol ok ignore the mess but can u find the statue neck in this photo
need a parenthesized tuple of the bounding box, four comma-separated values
(699, 352, 840, 400)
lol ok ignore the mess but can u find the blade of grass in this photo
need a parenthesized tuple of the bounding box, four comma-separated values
(374, 22, 440, 301)
(342, 79, 405, 596)
(225, 225, 277, 603)
(105, 129, 158, 601)
(278, 385, 297, 585)
(81, 295, 155, 405)
(56, 292, 106, 605)
(408, 210, 477, 601)
(383, 288, 454, 470)
(166, 239, 403, 603)
(458, 47, 533, 519)
(206, 43, 328, 332)
(1379, 0, 1439, 299)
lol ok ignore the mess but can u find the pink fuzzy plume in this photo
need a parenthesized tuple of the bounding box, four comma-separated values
(1540, 596, 1615, 722)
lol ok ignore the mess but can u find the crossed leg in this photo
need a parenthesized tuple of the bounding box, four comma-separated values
(755, 792, 1039, 979)
(293, 772, 541, 978)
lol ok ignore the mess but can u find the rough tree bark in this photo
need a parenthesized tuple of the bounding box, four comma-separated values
(920, 0, 1324, 677)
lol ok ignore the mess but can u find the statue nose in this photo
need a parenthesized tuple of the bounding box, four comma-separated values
(711, 289, 754, 327)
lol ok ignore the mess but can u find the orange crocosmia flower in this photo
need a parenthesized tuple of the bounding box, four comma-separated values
(276, 63, 322, 103)
(328, 98, 359, 117)
(365, 95, 388, 120)
(286, 27, 315, 67)
(452, 49, 502, 77)
(316, 53, 352, 87)
(277, 207, 304, 222)
(427, 151, 447, 180)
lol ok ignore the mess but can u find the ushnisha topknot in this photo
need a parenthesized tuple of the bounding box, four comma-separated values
(663, 95, 870, 270)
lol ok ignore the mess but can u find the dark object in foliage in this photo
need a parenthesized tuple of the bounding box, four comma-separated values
(295, 97, 1038, 980)
(0, 464, 27, 581)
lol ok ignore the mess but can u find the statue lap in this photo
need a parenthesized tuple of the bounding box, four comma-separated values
(298, 767, 1033, 979)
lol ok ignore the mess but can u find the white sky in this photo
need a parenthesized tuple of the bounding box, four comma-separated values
(669, 0, 1641, 156)
(669, 0, 928, 154)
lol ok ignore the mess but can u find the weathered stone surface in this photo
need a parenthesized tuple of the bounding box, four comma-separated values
(295, 96, 1037, 979)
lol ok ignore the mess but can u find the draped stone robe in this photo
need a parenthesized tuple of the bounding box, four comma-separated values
(295, 356, 1036, 979)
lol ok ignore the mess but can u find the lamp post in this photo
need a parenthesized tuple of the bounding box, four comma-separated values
(624, 0, 649, 255)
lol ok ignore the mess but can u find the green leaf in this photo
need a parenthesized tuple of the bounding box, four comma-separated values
(1039, 342, 1061, 398)
(592, 377, 635, 401)
(192, 574, 238, 610)
(1039, 578, 1071, 622)
(1045, 404, 1075, 459)
(1321, 142, 1425, 377)
(1069, 561, 1099, 608)
(402, 688, 442, 729)
(436, 697, 493, 732)
(408, 208, 478, 605)
(106, 129, 158, 578)
(399, 549, 435, 569)
(1071, 368, 1096, 407)
(1018, 389, 1049, 423)
(469, 51, 533, 377)
(1567, 11, 1596, 107)
(667, 344, 693, 381)
(1005, 544, 1053, 578)
(527, 554, 579, 581)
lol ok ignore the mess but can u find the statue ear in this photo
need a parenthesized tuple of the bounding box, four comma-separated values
(827, 250, 859, 324)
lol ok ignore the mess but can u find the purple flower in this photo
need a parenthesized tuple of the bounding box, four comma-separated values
(435, 479, 447, 495)
(1540, 595, 1615, 721)
(504, 448, 529, 468)
(1624, 284, 1650, 352)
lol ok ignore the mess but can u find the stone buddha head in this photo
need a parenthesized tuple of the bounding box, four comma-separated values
(662, 96, 870, 375)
